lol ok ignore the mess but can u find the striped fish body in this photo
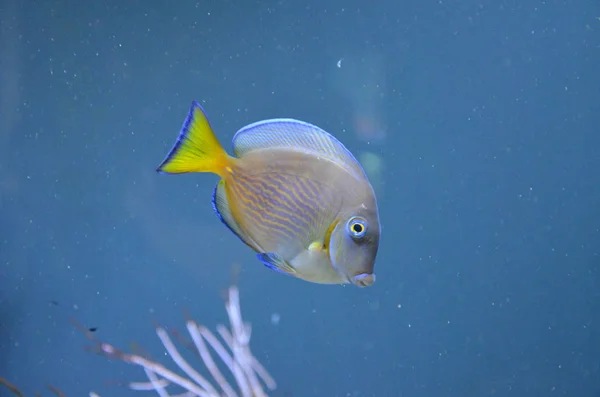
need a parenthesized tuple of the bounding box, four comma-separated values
(219, 148, 373, 284)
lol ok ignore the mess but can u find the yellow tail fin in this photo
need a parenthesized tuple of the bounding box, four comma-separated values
(156, 102, 230, 177)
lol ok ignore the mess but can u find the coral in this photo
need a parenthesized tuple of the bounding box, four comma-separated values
(1, 285, 276, 397)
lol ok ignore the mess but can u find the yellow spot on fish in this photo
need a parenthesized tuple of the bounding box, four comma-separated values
(309, 242, 323, 252)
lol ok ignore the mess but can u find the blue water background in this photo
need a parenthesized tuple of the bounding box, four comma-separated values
(1, 1, 599, 396)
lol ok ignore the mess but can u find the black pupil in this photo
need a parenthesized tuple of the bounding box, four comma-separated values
(352, 223, 364, 234)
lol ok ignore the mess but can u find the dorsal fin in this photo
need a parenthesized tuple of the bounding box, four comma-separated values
(231, 118, 367, 179)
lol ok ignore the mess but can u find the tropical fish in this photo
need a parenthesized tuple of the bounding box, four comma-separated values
(157, 101, 381, 287)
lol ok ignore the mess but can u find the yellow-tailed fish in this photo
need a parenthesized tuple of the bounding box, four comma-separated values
(157, 101, 381, 287)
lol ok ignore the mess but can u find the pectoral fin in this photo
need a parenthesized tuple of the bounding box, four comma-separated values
(257, 252, 297, 277)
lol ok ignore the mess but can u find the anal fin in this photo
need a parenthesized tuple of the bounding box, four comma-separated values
(257, 252, 297, 277)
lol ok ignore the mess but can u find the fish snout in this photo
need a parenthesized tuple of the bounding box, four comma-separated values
(351, 273, 376, 287)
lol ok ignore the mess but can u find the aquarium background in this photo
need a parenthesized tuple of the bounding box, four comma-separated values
(1, 0, 599, 396)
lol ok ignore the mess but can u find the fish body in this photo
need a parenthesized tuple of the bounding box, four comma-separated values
(157, 102, 381, 287)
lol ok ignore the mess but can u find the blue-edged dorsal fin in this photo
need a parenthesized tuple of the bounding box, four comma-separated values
(257, 252, 297, 277)
(231, 119, 367, 179)
(212, 180, 258, 250)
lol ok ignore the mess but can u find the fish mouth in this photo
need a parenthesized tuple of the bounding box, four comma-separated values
(351, 273, 376, 287)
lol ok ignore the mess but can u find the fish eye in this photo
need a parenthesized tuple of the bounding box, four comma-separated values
(347, 216, 367, 240)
